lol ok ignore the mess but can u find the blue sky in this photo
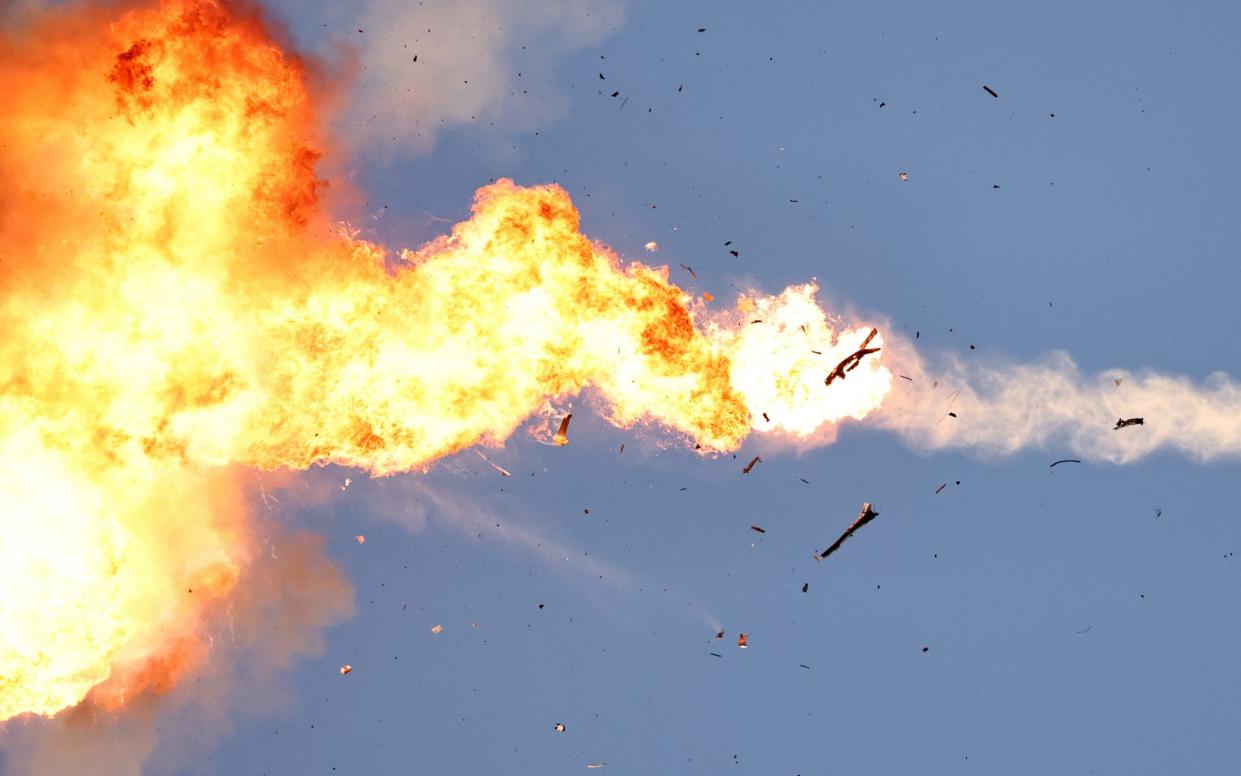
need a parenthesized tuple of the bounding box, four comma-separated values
(8, 1, 1241, 774)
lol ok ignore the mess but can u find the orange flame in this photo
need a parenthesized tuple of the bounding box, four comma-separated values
(0, 0, 889, 721)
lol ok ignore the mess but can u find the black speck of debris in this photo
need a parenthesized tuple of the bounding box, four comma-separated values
(992, 184, 1000, 189)
(921, 646, 929, 653)
(1050, 459, 1081, 467)
(724, 240, 732, 246)
(1154, 508, 1162, 518)
(1076, 625, 1092, 634)
(611, 91, 619, 97)
(697, 27, 706, 32)
(729, 250, 739, 257)
(879, 101, 886, 107)
(799, 478, 809, 484)
(801, 582, 809, 593)
(969, 345, 976, 350)
(538, 603, 544, 609)
(982, 84, 998, 98)
(799, 664, 811, 669)
(598, 73, 605, 80)
(947, 412, 957, 418)
(709, 652, 722, 658)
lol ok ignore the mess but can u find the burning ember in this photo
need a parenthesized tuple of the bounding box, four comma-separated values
(0, 0, 890, 722)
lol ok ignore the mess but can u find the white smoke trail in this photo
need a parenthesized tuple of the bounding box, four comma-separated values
(874, 334, 1241, 463)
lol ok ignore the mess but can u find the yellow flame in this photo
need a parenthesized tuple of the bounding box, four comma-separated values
(0, 0, 890, 720)
(717, 285, 892, 436)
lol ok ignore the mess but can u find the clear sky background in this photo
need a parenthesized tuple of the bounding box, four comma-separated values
(12, 1, 1241, 774)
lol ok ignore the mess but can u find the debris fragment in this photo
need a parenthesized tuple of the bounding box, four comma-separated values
(341, 477, 352, 491)
(799, 664, 811, 669)
(947, 412, 957, 418)
(554, 723, 566, 733)
(709, 652, 722, 658)
(750, 524, 766, 534)
(587, 763, 606, 769)
(1049, 459, 1081, 467)
(339, 664, 352, 675)
(714, 630, 725, 640)
(1075, 625, 1092, 634)
(430, 624, 443, 634)
(702, 291, 714, 302)
(801, 582, 809, 593)
(818, 502, 879, 561)
(761, 412, 770, 422)
(921, 646, 929, 653)
(678, 263, 696, 278)
(982, 84, 998, 98)
(1114, 417, 1144, 429)
(825, 328, 881, 385)
(934, 483, 946, 494)
(554, 413, 573, 445)
(644, 241, 658, 252)
(737, 633, 749, 649)
(355, 534, 365, 544)
(742, 455, 762, 474)
(899, 171, 909, 182)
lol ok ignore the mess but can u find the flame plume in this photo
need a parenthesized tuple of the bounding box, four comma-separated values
(0, 0, 889, 721)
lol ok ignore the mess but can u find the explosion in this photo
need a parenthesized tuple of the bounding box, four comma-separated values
(0, 0, 890, 722)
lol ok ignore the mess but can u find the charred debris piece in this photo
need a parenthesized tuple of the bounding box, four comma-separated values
(825, 328, 881, 385)
(553, 413, 573, 445)
(1049, 458, 1082, 467)
(742, 455, 762, 474)
(818, 502, 879, 561)
(982, 84, 998, 98)
(750, 524, 767, 534)
(1114, 417, 1144, 429)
